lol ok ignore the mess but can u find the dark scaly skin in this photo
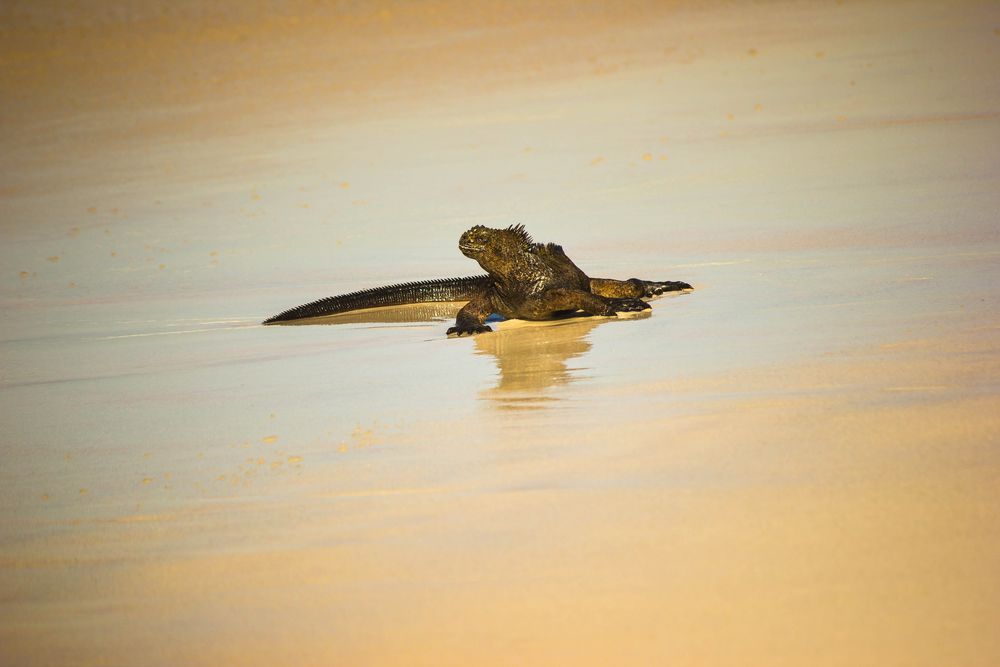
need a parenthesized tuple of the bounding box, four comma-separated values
(448, 225, 691, 336)
(262, 224, 692, 334)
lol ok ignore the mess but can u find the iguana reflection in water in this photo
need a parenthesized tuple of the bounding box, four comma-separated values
(281, 305, 651, 406)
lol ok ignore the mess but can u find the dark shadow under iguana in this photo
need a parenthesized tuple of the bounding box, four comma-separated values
(262, 224, 692, 336)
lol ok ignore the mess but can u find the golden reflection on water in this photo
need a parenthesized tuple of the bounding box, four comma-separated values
(271, 301, 464, 326)
(272, 302, 644, 406)
(474, 316, 604, 408)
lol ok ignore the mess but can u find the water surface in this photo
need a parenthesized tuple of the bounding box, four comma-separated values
(2, 1, 999, 665)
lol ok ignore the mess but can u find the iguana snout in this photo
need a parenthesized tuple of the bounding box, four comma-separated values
(458, 225, 491, 258)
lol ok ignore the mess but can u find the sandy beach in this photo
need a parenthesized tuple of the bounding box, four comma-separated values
(2, 1, 999, 665)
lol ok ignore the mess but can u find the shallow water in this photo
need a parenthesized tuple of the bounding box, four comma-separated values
(2, 1, 1000, 665)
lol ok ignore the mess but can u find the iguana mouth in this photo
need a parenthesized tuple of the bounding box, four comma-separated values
(458, 242, 482, 254)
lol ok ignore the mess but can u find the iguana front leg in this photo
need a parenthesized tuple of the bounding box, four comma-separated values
(447, 294, 494, 336)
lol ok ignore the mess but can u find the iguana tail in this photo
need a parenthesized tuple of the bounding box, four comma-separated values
(262, 275, 491, 324)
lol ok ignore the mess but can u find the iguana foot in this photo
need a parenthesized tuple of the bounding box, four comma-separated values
(447, 323, 493, 337)
(607, 298, 652, 314)
(641, 280, 693, 297)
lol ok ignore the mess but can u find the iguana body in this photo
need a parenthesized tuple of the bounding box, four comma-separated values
(263, 224, 692, 335)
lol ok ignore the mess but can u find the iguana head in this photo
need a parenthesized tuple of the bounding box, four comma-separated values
(458, 224, 536, 276)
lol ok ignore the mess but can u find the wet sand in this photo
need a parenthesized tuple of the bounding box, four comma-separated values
(2, 1, 1000, 665)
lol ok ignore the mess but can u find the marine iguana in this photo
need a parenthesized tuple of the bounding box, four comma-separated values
(263, 224, 692, 336)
